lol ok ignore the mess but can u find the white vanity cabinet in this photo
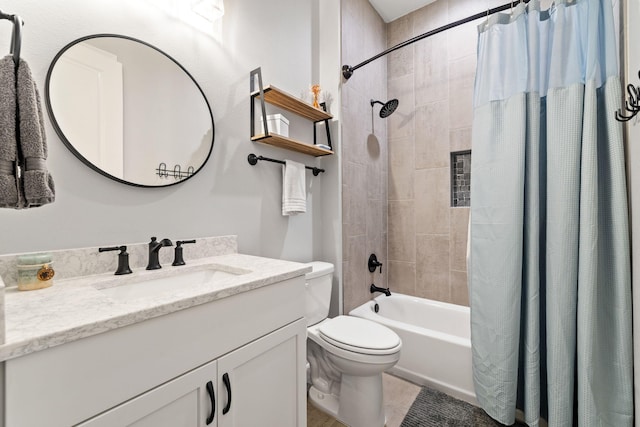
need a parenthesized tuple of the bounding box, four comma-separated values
(4, 276, 307, 427)
(78, 319, 304, 427)
(215, 320, 302, 427)
(77, 359, 219, 427)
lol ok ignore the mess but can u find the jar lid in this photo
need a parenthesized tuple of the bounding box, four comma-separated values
(17, 253, 53, 265)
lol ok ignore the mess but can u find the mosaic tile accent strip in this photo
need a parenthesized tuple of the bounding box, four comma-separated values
(451, 151, 471, 207)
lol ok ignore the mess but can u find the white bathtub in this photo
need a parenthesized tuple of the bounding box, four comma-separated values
(349, 293, 476, 404)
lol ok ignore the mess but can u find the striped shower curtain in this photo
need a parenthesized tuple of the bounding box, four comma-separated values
(469, 0, 633, 426)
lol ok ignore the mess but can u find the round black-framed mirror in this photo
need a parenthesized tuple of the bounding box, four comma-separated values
(45, 34, 214, 188)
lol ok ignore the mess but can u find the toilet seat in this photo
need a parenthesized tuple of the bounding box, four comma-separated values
(318, 316, 401, 356)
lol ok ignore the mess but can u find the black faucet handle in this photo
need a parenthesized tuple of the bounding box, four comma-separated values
(176, 239, 196, 246)
(172, 239, 197, 266)
(98, 245, 123, 254)
(98, 245, 133, 275)
(368, 253, 383, 273)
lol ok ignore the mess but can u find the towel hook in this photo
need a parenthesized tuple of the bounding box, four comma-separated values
(615, 70, 640, 122)
(10, 15, 22, 64)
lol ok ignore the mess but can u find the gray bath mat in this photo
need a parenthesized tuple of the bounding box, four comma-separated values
(401, 387, 527, 427)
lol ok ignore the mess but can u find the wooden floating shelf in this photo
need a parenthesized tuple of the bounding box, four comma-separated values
(249, 67, 333, 159)
(251, 134, 333, 157)
(251, 85, 332, 122)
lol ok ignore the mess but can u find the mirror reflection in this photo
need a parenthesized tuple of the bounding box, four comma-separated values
(46, 35, 214, 187)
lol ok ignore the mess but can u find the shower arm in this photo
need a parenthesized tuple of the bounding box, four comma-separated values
(342, 0, 530, 80)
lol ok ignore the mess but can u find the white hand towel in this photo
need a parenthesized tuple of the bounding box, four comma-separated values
(282, 160, 306, 216)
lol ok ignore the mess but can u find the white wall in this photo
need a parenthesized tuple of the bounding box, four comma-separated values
(0, 0, 340, 266)
(315, 0, 343, 315)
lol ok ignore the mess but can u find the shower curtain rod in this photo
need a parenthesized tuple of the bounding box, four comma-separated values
(342, 0, 530, 80)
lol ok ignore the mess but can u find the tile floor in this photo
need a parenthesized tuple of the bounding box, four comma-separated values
(307, 373, 421, 427)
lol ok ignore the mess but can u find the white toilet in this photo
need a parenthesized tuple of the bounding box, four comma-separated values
(304, 262, 402, 427)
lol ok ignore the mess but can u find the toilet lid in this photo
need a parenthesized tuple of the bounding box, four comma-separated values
(318, 316, 400, 354)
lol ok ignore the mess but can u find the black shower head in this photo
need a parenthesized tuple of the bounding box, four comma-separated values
(371, 99, 399, 118)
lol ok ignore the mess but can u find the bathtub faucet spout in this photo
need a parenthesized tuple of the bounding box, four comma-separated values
(370, 283, 391, 297)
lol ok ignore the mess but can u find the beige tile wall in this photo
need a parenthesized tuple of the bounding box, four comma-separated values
(385, 0, 502, 306)
(341, 0, 521, 309)
(341, 0, 388, 313)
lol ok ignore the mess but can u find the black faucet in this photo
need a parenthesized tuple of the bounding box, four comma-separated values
(370, 283, 391, 296)
(98, 245, 133, 275)
(146, 237, 173, 270)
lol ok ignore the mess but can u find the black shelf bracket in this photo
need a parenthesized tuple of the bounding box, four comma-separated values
(250, 67, 270, 140)
(314, 102, 333, 150)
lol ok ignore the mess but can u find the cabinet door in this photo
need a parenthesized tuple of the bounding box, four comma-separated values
(77, 359, 218, 427)
(217, 318, 307, 427)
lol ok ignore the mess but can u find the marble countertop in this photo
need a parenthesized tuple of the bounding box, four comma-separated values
(0, 254, 310, 362)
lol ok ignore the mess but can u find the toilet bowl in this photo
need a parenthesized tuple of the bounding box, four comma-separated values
(304, 262, 402, 427)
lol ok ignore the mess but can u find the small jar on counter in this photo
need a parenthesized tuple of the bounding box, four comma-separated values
(17, 253, 55, 291)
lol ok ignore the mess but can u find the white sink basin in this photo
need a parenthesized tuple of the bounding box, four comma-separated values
(94, 268, 245, 301)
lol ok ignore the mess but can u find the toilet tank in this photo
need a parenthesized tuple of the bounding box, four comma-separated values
(304, 261, 334, 326)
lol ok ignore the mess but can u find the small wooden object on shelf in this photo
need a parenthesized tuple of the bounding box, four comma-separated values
(250, 67, 333, 157)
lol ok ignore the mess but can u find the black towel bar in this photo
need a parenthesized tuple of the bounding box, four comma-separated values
(247, 154, 325, 176)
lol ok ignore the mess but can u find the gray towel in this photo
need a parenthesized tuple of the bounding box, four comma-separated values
(17, 57, 54, 208)
(0, 56, 20, 208)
